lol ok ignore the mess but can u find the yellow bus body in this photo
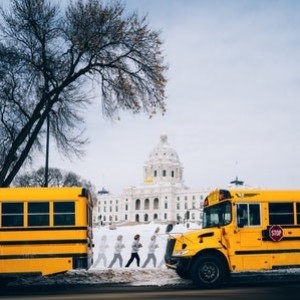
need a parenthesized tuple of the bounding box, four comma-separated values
(165, 189, 300, 288)
(0, 187, 93, 278)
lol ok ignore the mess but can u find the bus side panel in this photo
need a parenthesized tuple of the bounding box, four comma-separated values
(0, 187, 93, 277)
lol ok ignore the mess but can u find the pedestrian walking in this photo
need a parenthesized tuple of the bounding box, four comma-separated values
(125, 234, 142, 267)
(108, 235, 125, 268)
(93, 235, 109, 268)
(142, 235, 159, 268)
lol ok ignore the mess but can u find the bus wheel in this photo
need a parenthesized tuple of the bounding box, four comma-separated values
(176, 267, 190, 279)
(190, 254, 226, 289)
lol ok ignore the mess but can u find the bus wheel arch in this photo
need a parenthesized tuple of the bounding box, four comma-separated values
(190, 250, 230, 289)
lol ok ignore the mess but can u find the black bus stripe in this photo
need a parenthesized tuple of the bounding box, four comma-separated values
(235, 249, 300, 255)
(0, 226, 87, 232)
(0, 239, 88, 245)
(262, 236, 300, 241)
(0, 253, 88, 260)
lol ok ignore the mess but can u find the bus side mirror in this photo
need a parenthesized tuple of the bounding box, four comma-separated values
(166, 224, 173, 233)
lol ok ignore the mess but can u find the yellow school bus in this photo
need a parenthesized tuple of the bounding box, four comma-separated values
(165, 189, 300, 288)
(0, 187, 93, 281)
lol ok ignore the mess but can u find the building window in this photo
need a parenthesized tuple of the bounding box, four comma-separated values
(135, 214, 140, 222)
(125, 204, 128, 211)
(177, 203, 180, 210)
(145, 198, 150, 210)
(154, 170, 157, 177)
(154, 198, 159, 209)
(171, 171, 174, 177)
(153, 213, 158, 220)
(144, 214, 149, 222)
(125, 214, 128, 220)
(164, 213, 167, 220)
(164, 202, 168, 209)
(135, 199, 141, 210)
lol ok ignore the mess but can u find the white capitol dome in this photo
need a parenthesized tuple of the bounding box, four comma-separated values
(143, 134, 184, 186)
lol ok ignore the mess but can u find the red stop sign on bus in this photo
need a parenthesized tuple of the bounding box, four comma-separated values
(269, 225, 283, 242)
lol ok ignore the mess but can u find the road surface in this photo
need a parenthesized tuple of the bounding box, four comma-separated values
(1, 274, 300, 300)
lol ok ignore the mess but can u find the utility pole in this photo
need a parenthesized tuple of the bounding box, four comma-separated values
(44, 114, 50, 187)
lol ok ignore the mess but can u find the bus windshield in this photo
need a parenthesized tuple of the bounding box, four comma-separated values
(202, 201, 232, 228)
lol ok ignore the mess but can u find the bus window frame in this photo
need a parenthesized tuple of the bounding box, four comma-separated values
(236, 203, 261, 228)
(27, 201, 50, 227)
(53, 201, 76, 226)
(202, 200, 232, 229)
(1, 202, 24, 227)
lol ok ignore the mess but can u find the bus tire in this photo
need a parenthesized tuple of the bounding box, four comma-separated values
(190, 254, 226, 289)
(176, 267, 190, 279)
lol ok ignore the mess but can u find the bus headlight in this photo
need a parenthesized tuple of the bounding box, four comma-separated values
(173, 249, 190, 256)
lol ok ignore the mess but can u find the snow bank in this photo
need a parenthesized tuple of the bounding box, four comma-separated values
(10, 223, 193, 286)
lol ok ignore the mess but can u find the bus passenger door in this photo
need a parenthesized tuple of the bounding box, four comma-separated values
(232, 203, 265, 270)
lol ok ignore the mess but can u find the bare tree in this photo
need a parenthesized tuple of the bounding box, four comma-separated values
(0, 0, 168, 187)
(14, 167, 62, 187)
(14, 167, 96, 192)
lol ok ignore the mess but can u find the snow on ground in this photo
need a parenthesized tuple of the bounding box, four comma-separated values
(10, 223, 194, 286)
(9, 222, 300, 286)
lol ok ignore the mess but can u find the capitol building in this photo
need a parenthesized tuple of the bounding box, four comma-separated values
(93, 134, 210, 226)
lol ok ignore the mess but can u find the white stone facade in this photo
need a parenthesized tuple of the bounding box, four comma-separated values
(93, 134, 210, 226)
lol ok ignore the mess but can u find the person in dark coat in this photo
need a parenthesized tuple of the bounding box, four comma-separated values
(125, 234, 142, 267)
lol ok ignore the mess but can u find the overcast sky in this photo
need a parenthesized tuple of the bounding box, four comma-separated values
(5, 0, 300, 193)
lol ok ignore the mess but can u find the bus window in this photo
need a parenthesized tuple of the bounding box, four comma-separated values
(54, 201, 75, 226)
(28, 202, 49, 226)
(297, 203, 300, 225)
(237, 204, 248, 227)
(237, 203, 261, 227)
(1, 202, 24, 227)
(269, 202, 294, 225)
(203, 201, 231, 228)
(249, 204, 260, 226)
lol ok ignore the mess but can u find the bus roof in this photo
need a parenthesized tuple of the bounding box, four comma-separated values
(0, 187, 88, 201)
(204, 188, 300, 207)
